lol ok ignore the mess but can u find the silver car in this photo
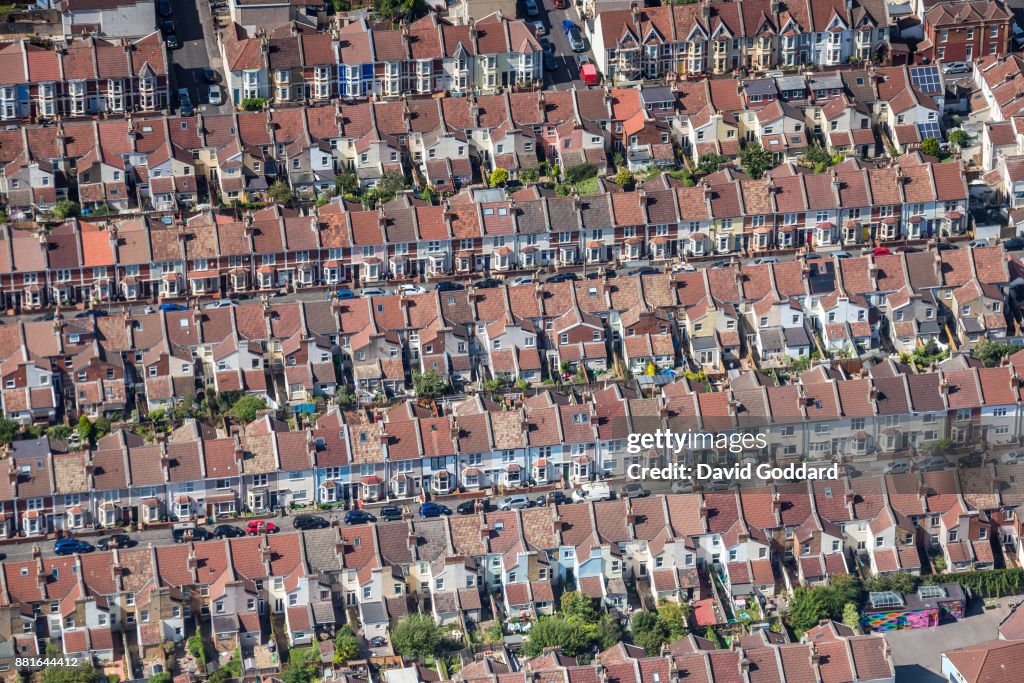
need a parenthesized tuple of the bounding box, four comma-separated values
(882, 459, 910, 475)
(499, 495, 531, 510)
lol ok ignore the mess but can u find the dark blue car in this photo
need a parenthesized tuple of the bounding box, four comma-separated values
(419, 502, 451, 518)
(344, 509, 375, 525)
(54, 539, 93, 556)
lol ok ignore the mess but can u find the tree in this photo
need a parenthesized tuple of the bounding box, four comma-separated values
(41, 665, 104, 683)
(94, 416, 111, 440)
(392, 613, 446, 659)
(335, 170, 359, 196)
(521, 616, 593, 660)
(842, 602, 861, 631)
(186, 634, 208, 664)
(788, 587, 831, 633)
(921, 137, 941, 158)
(227, 395, 266, 423)
(52, 199, 80, 220)
(561, 591, 599, 622)
(375, 169, 408, 202)
(948, 129, 969, 148)
(658, 601, 689, 639)
(615, 167, 636, 191)
(702, 627, 725, 649)
(564, 163, 598, 184)
(802, 144, 835, 173)
(282, 648, 314, 683)
(333, 624, 359, 663)
(150, 673, 172, 683)
(696, 153, 728, 177)
(489, 167, 510, 187)
(76, 415, 94, 445)
(739, 143, 774, 179)
(0, 418, 20, 446)
(268, 180, 294, 205)
(973, 338, 1015, 368)
(374, 0, 426, 20)
(631, 610, 670, 655)
(412, 370, 449, 399)
(520, 168, 540, 185)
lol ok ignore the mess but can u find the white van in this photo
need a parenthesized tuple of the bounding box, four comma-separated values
(572, 481, 611, 503)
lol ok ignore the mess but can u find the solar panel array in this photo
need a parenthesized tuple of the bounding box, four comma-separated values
(911, 66, 942, 94)
(917, 121, 942, 141)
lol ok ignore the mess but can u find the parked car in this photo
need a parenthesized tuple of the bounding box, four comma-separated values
(916, 455, 951, 472)
(547, 272, 578, 283)
(54, 539, 93, 556)
(379, 505, 403, 521)
(213, 524, 245, 539)
(524, 0, 539, 15)
(245, 520, 278, 535)
(160, 302, 187, 312)
(709, 260, 732, 269)
(473, 278, 501, 289)
(344, 509, 375, 525)
(561, 19, 575, 33)
(553, 0, 568, 8)
(1004, 237, 1024, 251)
(336, 288, 356, 300)
(399, 283, 427, 295)
(456, 500, 477, 515)
(548, 490, 569, 505)
(543, 50, 558, 71)
(436, 281, 464, 292)
(369, 636, 387, 649)
(671, 480, 694, 494)
(967, 240, 988, 248)
(832, 251, 853, 259)
(97, 534, 131, 551)
(751, 256, 778, 265)
(572, 481, 611, 502)
(568, 25, 586, 52)
(499, 495, 532, 510)
(178, 91, 192, 114)
(208, 85, 222, 106)
(419, 502, 451, 518)
(172, 523, 212, 543)
(801, 252, 825, 260)
(702, 479, 733, 492)
(201, 67, 217, 83)
(1002, 450, 1024, 464)
(872, 246, 892, 256)
(158, 0, 172, 15)
(360, 287, 387, 297)
(507, 275, 534, 286)
(293, 514, 330, 530)
(621, 483, 650, 499)
(531, 20, 546, 35)
(942, 61, 970, 74)
(882, 459, 910, 475)
(203, 300, 235, 309)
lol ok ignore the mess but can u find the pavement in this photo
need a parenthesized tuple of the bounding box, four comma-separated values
(168, 0, 231, 114)
(883, 597, 1014, 682)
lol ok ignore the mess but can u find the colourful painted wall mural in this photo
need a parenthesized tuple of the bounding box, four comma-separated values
(861, 608, 940, 632)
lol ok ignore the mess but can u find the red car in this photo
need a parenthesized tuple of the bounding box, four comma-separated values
(246, 520, 278, 536)
(872, 247, 892, 256)
(553, 0, 569, 8)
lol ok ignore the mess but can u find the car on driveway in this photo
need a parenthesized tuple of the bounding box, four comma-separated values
(379, 505, 403, 521)
(293, 514, 330, 530)
(55, 539, 93, 556)
(344, 509, 375, 525)
(882, 459, 910, 475)
(568, 25, 586, 51)
(214, 524, 245, 539)
(499, 495, 531, 510)
(245, 520, 278, 535)
(369, 636, 387, 649)
(622, 483, 650, 499)
(916, 455, 951, 472)
(97, 534, 131, 551)
(419, 502, 451, 518)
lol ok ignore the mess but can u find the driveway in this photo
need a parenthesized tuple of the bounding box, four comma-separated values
(883, 598, 1011, 682)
